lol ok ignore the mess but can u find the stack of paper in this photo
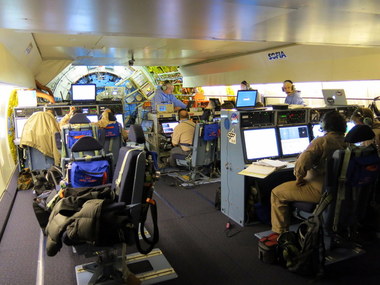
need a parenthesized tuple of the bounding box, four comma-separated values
(238, 159, 289, 179)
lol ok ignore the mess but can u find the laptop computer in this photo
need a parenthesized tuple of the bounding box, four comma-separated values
(322, 89, 347, 106)
(156, 103, 174, 113)
(236, 90, 258, 110)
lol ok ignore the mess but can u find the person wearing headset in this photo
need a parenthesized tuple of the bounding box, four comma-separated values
(151, 80, 186, 112)
(240, 80, 264, 106)
(282, 80, 305, 105)
(351, 107, 380, 152)
(270, 111, 347, 235)
(169, 109, 196, 167)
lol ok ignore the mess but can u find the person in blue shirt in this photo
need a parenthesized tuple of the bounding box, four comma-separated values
(151, 80, 186, 111)
(283, 80, 305, 105)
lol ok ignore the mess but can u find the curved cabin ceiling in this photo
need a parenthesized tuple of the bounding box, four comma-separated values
(1, 0, 380, 81)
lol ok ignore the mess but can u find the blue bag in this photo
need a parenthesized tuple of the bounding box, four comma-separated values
(70, 160, 110, 188)
(103, 122, 121, 137)
(67, 130, 93, 148)
(203, 123, 220, 141)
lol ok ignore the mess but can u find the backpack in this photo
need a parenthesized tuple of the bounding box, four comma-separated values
(70, 160, 110, 188)
(277, 192, 332, 276)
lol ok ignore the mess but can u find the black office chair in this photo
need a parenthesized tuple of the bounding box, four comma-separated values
(45, 125, 160, 284)
(291, 125, 380, 249)
(174, 122, 219, 182)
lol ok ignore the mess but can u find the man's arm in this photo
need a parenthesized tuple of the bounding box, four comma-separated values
(171, 95, 186, 109)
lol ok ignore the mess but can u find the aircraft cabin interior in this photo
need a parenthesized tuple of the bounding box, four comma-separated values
(1, 1, 380, 285)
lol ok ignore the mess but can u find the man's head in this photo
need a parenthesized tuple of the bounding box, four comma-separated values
(240, 80, 250, 90)
(351, 107, 374, 127)
(162, 80, 174, 94)
(282, 80, 295, 95)
(178, 108, 189, 120)
(320, 110, 347, 133)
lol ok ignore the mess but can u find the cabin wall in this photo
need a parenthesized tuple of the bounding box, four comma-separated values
(180, 45, 380, 87)
(0, 43, 37, 239)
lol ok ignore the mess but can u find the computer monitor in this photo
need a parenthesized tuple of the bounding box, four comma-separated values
(156, 104, 174, 113)
(115, 114, 124, 128)
(346, 121, 355, 133)
(15, 118, 28, 139)
(209, 98, 221, 111)
(71, 84, 97, 104)
(242, 127, 279, 163)
(236, 90, 258, 110)
(141, 120, 154, 132)
(311, 123, 325, 139)
(278, 125, 310, 157)
(162, 121, 179, 134)
(322, 89, 347, 106)
(86, 114, 98, 123)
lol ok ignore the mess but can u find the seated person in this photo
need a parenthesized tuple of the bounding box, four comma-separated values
(271, 111, 347, 235)
(59, 107, 83, 129)
(95, 108, 128, 141)
(169, 109, 196, 167)
(351, 107, 380, 152)
(283, 80, 305, 105)
(151, 80, 186, 112)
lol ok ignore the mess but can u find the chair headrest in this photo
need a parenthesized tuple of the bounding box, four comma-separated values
(69, 113, 91, 124)
(345, 124, 375, 143)
(71, 136, 103, 152)
(128, 124, 145, 144)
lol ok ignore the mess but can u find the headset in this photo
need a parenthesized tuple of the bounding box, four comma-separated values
(370, 96, 380, 117)
(352, 107, 373, 127)
(282, 79, 295, 92)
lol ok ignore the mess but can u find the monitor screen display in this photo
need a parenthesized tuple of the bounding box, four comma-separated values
(311, 123, 325, 139)
(141, 120, 154, 132)
(115, 114, 124, 128)
(346, 121, 355, 133)
(279, 125, 310, 156)
(86, 114, 98, 123)
(162, 121, 179, 134)
(15, 118, 28, 139)
(236, 90, 258, 108)
(242, 127, 279, 162)
(71, 84, 97, 103)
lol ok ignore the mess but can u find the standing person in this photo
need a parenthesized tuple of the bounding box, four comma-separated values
(351, 107, 380, 152)
(270, 111, 347, 235)
(282, 80, 305, 105)
(151, 80, 186, 112)
(169, 109, 196, 167)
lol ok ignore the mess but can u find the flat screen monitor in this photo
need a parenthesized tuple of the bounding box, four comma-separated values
(322, 89, 347, 106)
(311, 123, 325, 139)
(346, 121, 355, 134)
(242, 127, 279, 163)
(236, 90, 258, 109)
(115, 114, 124, 128)
(162, 121, 179, 134)
(86, 114, 98, 123)
(279, 125, 310, 157)
(15, 118, 28, 139)
(141, 120, 154, 132)
(71, 84, 97, 104)
(209, 98, 221, 111)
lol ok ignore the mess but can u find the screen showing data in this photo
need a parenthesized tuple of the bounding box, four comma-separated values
(279, 125, 310, 156)
(242, 127, 279, 162)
